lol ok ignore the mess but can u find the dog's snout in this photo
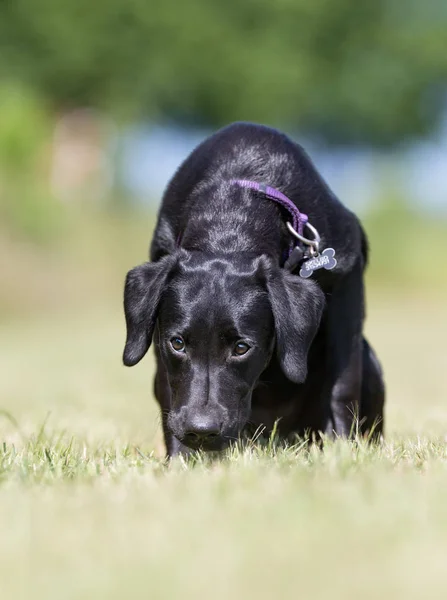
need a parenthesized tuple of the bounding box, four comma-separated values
(183, 415, 221, 445)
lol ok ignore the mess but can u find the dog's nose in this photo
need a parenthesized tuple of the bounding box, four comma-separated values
(183, 416, 221, 445)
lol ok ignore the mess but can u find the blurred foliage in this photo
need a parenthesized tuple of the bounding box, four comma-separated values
(0, 82, 61, 240)
(0, 0, 446, 145)
(0, 83, 48, 173)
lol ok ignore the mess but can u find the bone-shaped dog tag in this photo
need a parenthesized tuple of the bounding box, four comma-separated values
(299, 248, 337, 278)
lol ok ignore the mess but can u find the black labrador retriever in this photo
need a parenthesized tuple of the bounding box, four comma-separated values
(123, 122, 385, 456)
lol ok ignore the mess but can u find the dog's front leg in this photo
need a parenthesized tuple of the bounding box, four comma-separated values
(326, 262, 364, 437)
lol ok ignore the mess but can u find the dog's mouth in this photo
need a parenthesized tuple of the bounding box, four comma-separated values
(176, 432, 233, 452)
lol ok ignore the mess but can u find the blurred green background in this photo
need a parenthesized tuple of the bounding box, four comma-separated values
(0, 0, 446, 432)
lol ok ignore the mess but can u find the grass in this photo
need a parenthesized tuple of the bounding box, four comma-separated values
(1, 291, 447, 599)
(1, 208, 447, 599)
(2, 434, 447, 600)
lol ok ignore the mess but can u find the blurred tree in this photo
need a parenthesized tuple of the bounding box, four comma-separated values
(0, 81, 61, 239)
(0, 0, 446, 145)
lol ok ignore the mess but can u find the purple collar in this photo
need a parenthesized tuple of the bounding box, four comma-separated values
(230, 179, 308, 238)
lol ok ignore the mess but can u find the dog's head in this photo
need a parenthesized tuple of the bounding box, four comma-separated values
(123, 250, 324, 451)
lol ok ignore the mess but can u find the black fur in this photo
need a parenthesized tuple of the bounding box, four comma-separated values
(123, 122, 385, 456)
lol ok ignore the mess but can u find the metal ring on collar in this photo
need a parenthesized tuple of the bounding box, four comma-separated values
(286, 221, 321, 254)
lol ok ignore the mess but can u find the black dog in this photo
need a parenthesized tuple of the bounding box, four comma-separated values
(123, 122, 385, 456)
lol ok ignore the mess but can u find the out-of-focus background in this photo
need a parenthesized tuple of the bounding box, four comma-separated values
(1, 0, 447, 443)
(1, 3, 447, 598)
(1, 0, 447, 439)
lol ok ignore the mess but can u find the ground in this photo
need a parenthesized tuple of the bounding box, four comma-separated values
(1, 285, 447, 600)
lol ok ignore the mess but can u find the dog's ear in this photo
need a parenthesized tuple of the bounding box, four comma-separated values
(266, 268, 325, 384)
(123, 254, 176, 366)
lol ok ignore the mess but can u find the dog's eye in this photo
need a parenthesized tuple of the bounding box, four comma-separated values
(233, 341, 250, 356)
(170, 336, 185, 352)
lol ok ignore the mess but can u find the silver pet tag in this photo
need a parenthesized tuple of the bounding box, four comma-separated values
(299, 248, 337, 278)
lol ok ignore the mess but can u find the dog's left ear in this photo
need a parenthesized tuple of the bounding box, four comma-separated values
(123, 254, 176, 366)
(266, 267, 325, 384)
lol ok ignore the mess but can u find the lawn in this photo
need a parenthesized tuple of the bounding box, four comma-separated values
(1, 288, 447, 600)
(1, 206, 447, 599)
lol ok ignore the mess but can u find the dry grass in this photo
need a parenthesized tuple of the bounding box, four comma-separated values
(1, 207, 447, 599)
(1, 289, 447, 600)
